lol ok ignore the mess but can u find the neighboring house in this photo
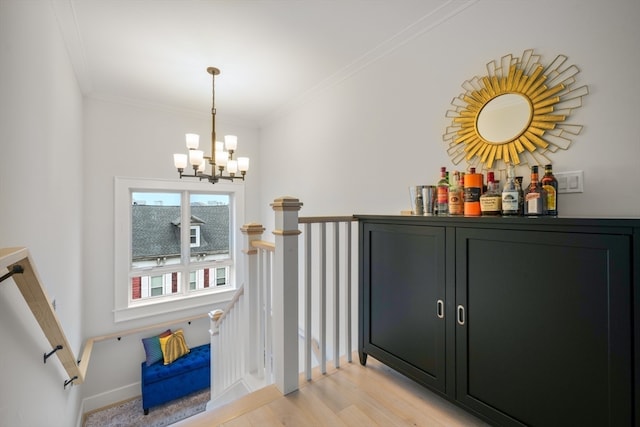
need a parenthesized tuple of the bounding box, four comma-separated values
(131, 204, 230, 261)
(131, 204, 230, 299)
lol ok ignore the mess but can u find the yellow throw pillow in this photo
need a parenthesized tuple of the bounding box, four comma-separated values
(159, 329, 190, 365)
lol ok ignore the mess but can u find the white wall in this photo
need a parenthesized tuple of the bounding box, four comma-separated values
(0, 1, 84, 426)
(80, 98, 261, 409)
(258, 0, 640, 227)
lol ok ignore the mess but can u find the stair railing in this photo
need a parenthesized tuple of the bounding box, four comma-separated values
(210, 196, 357, 400)
(0, 247, 85, 388)
(298, 215, 356, 380)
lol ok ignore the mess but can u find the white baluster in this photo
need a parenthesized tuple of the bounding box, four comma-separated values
(304, 222, 312, 381)
(319, 222, 327, 375)
(333, 221, 340, 369)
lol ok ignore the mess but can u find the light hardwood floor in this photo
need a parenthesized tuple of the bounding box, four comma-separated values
(176, 355, 490, 427)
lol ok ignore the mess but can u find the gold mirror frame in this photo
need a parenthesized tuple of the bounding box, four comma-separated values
(443, 49, 588, 173)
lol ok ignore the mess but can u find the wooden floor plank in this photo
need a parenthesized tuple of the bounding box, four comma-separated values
(177, 354, 489, 427)
(339, 361, 450, 426)
(338, 404, 382, 426)
(264, 392, 320, 426)
(320, 369, 410, 426)
(286, 384, 349, 426)
(176, 385, 282, 427)
(242, 405, 282, 427)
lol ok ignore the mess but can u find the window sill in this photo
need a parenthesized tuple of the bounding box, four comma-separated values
(114, 288, 236, 323)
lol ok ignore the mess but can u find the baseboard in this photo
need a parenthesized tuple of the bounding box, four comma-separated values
(81, 381, 141, 414)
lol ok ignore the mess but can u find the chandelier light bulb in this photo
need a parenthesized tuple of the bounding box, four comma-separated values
(189, 149, 204, 166)
(215, 150, 229, 167)
(238, 157, 250, 172)
(185, 133, 200, 149)
(227, 159, 238, 174)
(174, 153, 188, 169)
(224, 135, 238, 151)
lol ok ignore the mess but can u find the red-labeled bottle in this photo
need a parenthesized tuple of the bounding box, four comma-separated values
(436, 167, 449, 216)
(464, 167, 482, 217)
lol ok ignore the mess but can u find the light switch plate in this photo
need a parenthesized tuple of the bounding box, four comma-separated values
(555, 170, 584, 193)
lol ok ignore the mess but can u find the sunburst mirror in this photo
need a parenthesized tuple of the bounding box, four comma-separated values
(443, 49, 588, 173)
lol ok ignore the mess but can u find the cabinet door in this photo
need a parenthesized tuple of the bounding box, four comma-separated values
(455, 228, 632, 427)
(360, 222, 446, 392)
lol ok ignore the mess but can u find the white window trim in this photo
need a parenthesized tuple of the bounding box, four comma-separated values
(114, 176, 245, 323)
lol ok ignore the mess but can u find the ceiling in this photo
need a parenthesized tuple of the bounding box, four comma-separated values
(52, 0, 472, 126)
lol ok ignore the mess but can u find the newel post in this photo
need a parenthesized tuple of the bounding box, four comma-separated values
(240, 222, 265, 375)
(271, 196, 303, 394)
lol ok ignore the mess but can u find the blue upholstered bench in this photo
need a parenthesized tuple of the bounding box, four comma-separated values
(141, 343, 210, 414)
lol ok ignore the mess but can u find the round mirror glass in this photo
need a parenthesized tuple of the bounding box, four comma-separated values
(476, 93, 532, 144)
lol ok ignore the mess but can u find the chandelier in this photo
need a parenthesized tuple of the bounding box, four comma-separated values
(173, 67, 249, 184)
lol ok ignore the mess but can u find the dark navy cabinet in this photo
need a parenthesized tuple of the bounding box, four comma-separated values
(359, 223, 446, 392)
(357, 215, 639, 427)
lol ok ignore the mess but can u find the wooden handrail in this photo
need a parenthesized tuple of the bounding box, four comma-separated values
(1, 246, 210, 388)
(79, 312, 209, 377)
(251, 240, 275, 251)
(1, 247, 85, 386)
(213, 284, 245, 326)
(86, 313, 209, 343)
(298, 215, 356, 224)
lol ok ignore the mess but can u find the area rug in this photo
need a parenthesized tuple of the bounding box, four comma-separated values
(83, 389, 210, 427)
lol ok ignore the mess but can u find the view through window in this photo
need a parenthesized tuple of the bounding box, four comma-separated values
(130, 191, 232, 302)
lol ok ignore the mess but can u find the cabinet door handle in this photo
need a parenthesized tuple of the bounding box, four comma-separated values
(436, 300, 444, 319)
(457, 305, 465, 325)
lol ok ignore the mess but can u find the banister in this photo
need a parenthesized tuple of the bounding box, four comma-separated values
(1, 246, 210, 389)
(213, 284, 245, 326)
(1, 247, 84, 387)
(251, 240, 275, 252)
(79, 312, 210, 378)
(85, 313, 209, 343)
(298, 215, 356, 224)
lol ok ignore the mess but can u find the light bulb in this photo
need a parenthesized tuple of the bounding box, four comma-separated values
(224, 135, 238, 151)
(185, 133, 199, 149)
(238, 157, 249, 172)
(174, 154, 187, 169)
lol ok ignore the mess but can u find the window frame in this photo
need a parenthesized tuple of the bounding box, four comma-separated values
(190, 225, 201, 247)
(114, 177, 245, 322)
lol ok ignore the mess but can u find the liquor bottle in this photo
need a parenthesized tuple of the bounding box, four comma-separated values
(515, 176, 524, 216)
(480, 171, 502, 216)
(501, 163, 520, 216)
(436, 167, 449, 216)
(464, 167, 483, 217)
(448, 171, 464, 216)
(541, 164, 558, 216)
(524, 166, 547, 216)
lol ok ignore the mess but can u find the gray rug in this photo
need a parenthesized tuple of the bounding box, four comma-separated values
(83, 389, 210, 427)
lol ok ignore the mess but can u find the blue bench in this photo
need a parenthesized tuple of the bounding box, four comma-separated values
(141, 343, 210, 414)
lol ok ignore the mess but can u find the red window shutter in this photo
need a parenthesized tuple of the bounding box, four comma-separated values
(132, 277, 141, 299)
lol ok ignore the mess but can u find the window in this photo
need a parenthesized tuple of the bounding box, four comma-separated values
(115, 177, 245, 322)
(216, 267, 227, 286)
(190, 226, 201, 247)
